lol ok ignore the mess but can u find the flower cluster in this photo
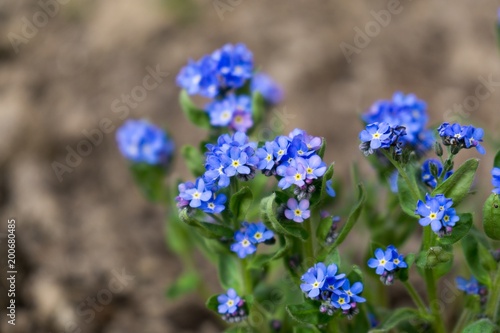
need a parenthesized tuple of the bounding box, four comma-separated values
(437, 123, 485, 155)
(358, 122, 407, 156)
(177, 44, 282, 132)
(415, 194, 459, 237)
(362, 92, 434, 155)
(421, 159, 453, 188)
(217, 288, 247, 323)
(300, 263, 366, 319)
(230, 222, 274, 259)
(116, 119, 175, 165)
(367, 245, 407, 285)
(491, 167, 500, 194)
(177, 43, 253, 98)
(177, 132, 258, 212)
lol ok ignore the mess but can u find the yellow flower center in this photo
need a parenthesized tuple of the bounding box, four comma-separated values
(338, 298, 345, 304)
(430, 213, 437, 219)
(307, 167, 313, 174)
(380, 259, 386, 265)
(313, 282, 319, 288)
(266, 154, 272, 161)
(373, 132, 381, 139)
(294, 209, 302, 216)
(232, 160, 240, 167)
(394, 259, 399, 264)
(278, 149, 285, 156)
(295, 173, 302, 180)
(242, 239, 250, 246)
(227, 300, 234, 306)
(254, 232, 262, 240)
(193, 192, 201, 199)
(444, 216, 450, 222)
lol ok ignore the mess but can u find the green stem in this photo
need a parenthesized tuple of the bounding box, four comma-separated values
(304, 218, 315, 260)
(422, 227, 446, 333)
(452, 309, 471, 333)
(402, 280, 428, 314)
(381, 150, 421, 202)
(485, 264, 500, 322)
(242, 258, 253, 295)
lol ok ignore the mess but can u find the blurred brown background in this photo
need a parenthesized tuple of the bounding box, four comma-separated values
(1, 0, 500, 332)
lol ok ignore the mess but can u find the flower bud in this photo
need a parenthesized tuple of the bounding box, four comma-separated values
(434, 142, 444, 157)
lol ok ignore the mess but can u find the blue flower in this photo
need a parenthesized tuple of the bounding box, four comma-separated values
(177, 44, 253, 98)
(325, 179, 336, 197)
(367, 248, 395, 275)
(116, 119, 175, 165)
(204, 155, 230, 188)
(363, 92, 433, 154)
(462, 125, 485, 154)
(205, 94, 253, 132)
(180, 178, 212, 208)
(251, 72, 283, 105)
(246, 222, 274, 244)
(211, 43, 253, 89)
(456, 276, 480, 295)
(256, 142, 277, 170)
(230, 110, 253, 133)
(331, 291, 351, 310)
(284, 198, 310, 223)
(277, 162, 307, 189)
(289, 129, 322, 151)
(301, 155, 327, 180)
(222, 147, 252, 176)
(387, 245, 408, 269)
(273, 135, 291, 162)
(421, 159, 452, 188)
(217, 288, 241, 314)
(201, 194, 227, 214)
(415, 194, 459, 236)
(322, 263, 346, 292)
(300, 263, 327, 298)
(176, 181, 195, 208)
(415, 195, 445, 233)
(359, 122, 392, 150)
(438, 123, 485, 155)
(230, 230, 257, 258)
(177, 55, 219, 98)
(340, 279, 366, 303)
(492, 167, 500, 194)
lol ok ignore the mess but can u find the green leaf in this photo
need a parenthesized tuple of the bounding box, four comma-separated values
(438, 213, 473, 245)
(316, 216, 333, 244)
(286, 302, 331, 325)
(397, 253, 415, 282)
(262, 193, 309, 240)
(230, 186, 254, 222)
(416, 246, 452, 269)
(332, 184, 365, 248)
(461, 234, 492, 287)
(397, 172, 418, 217)
(432, 158, 479, 205)
(346, 265, 363, 283)
(318, 138, 326, 159)
(225, 326, 256, 333)
(462, 318, 498, 333)
(129, 163, 166, 202)
(247, 253, 275, 270)
(319, 164, 335, 204)
(370, 308, 421, 332)
(165, 271, 199, 299)
(483, 194, 500, 240)
(179, 90, 210, 129)
(293, 327, 320, 333)
(179, 208, 233, 239)
(181, 145, 205, 177)
(206, 294, 219, 312)
(494, 150, 500, 169)
(217, 253, 243, 293)
(324, 248, 341, 267)
(165, 212, 191, 254)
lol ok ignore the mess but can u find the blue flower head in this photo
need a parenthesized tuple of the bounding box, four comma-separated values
(367, 248, 395, 275)
(421, 159, 453, 188)
(177, 43, 254, 98)
(230, 230, 257, 259)
(300, 263, 327, 298)
(362, 92, 433, 154)
(205, 94, 253, 132)
(246, 222, 274, 244)
(492, 167, 500, 194)
(367, 245, 408, 285)
(200, 194, 227, 214)
(285, 198, 311, 223)
(116, 119, 175, 165)
(251, 72, 284, 105)
(331, 290, 351, 310)
(322, 263, 346, 292)
(438, 123, 485, 155)
(341, 279, 366, 303)
(179, 177, 212, 208)
(217, 288, 241, 314)
(415, 194, 459, 236)
(455, 276, 480, 295)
